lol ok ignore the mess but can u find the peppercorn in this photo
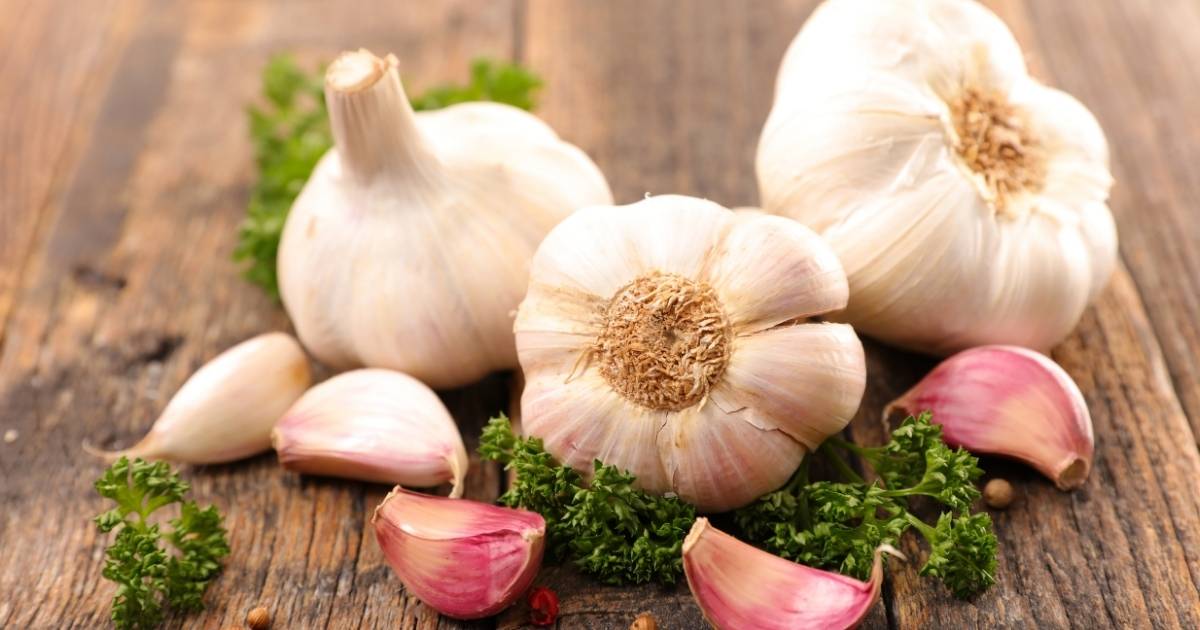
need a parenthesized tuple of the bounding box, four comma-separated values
(246, 606, 270, 630)
(984, 478, 1014, 509)
(631, 611, 658, 630)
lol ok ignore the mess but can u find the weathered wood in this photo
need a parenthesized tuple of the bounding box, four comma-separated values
(3, 1, 1200, 629)
(0, 1, 516, 628)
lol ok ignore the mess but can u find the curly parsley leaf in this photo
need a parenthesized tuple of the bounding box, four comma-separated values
(480, 414, 694, 585)
(735, 413, 997, 598)
(236, 55, 543, 297)
(94, 457, 229, 629)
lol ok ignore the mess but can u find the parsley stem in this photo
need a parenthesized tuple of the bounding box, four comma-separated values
(794, 455, 811, 530)
(818, 440, 866, 484)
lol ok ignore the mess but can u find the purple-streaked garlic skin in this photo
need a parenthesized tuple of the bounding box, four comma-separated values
(272, 369, 468, 495)
(372, 488, 546, 620)
(886, 344, 1094, 490)
(682, 518, 891, 630)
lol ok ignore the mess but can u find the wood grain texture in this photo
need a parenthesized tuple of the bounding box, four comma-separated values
(1, 1, 1199, 629)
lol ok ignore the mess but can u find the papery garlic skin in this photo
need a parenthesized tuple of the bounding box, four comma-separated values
(95, 332, 310, 464)
(757, 0, 1117, 355)
(272, 369, 468, 495)
(683, 518, 898, 630)
(886, 345, 1094, 490)
(372, 487, 545, 620)
(515, 195, 866, 512)
(279, 49, 612, 389)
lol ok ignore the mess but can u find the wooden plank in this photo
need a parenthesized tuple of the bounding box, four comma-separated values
(1014, 0, 1200, 441)
(0, 1, 517, 628)
(0, 0, 140, 349)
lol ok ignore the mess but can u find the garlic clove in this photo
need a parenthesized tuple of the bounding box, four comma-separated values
(885, 345, 1094, 490)
(522, 369, 672, 494)
(715, 322, 867, 451)
(272, 369, 468, 495)
(372, 487, 545, 620)
(683, 518, 900, 630)
(705, 212, 848, 334)
(656, 402, 805, 514)
(89, 332, 311, 464)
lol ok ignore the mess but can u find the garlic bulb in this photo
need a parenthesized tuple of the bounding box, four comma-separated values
(278, 49, 612, 389)
(683, 518, 901, 630)
(372, 487, 545, 619)
(90, 332, 311, 464)
(886, 345, 1094, 490)
(272, 369, 468, 494)
(756, 0, 1117, 354)
(514, 195, 866, 512)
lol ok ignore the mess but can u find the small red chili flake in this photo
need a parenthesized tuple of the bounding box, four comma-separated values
(527, 586, 560, 626)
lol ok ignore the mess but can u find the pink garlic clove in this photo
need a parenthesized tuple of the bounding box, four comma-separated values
(272, 369, 468, 495)
(372, 488, 545, 619)
(682, 518, 899, 630)
(885, 345, 1094, 490)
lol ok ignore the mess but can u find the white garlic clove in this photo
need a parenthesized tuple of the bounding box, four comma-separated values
(515, 196, 866, 512)
(885, 345, 1094, 490)
(89, 332, 311, 464)
(756, 0, 1116, 355)
(372, 487, 545, 620)
(683, 518, 901, 630)
(278, 49, 612, 389)
(272, 369, 468, 495)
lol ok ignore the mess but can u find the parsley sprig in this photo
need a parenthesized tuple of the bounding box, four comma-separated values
(94, 457, 230, 629)
(480, 415, 695, 585)
(734, 412, 998, 598)
(235, 56, 543, 297)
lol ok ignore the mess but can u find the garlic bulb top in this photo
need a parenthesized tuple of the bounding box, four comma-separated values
(757, 0, 1117, 355)
(515, 195, 867, 512)
(279, 49, 612, 389)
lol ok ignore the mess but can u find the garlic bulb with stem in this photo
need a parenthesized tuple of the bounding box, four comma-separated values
(272, 368, 468, 494)
(886, 345, 1094, 490)
(514, 195, 866, 512)
(87, 332, 311, 464)
(278, 49, 612, 389)
(683, 518, 903, 630)
(372, 487, 545, 620)
(756, 0, 1117, 355)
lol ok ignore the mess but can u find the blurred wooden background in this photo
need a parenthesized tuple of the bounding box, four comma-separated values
(1, 1, 1199, 628)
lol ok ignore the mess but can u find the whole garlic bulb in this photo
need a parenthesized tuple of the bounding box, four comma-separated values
(279, 49, 612, 388)
(756, 0, 1117, 354)
(514, 195, 866, 512)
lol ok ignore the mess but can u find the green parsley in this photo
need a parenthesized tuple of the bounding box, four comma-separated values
(94, 457, 230, 629)
(235, 55, 543, 297)
(480, 415, 695, 585)
(734, 412, 998, 598)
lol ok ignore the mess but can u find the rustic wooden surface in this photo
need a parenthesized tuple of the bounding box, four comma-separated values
(1, 1, 1198, 628)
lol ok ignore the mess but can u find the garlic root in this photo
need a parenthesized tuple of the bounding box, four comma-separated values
(278, 49, 612, 389)
(372, 487, 545, 619)
(272, 369, 468, 494)
(683, 518, 902, 630)
(886, 345, 1094, 490)
(88, 332, 311, 464)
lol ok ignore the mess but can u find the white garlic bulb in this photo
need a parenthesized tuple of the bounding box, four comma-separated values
(756, 0, 1117, 355)
(279, 49, 612, 388)
(514, 195, 866, 512)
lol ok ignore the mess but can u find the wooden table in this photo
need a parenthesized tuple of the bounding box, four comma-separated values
(2, 1, 1199, 628)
